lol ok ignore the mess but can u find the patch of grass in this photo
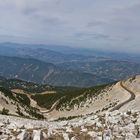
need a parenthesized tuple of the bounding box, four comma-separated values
(0, 108, 9, 115)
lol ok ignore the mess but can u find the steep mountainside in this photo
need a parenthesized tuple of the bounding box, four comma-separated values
(0, 86, 44, 119)
(1, 75, 140, 120)
(119, 75, 140, 112)
(0, 77, 108, 119)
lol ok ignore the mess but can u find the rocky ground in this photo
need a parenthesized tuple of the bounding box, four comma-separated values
(1, 109, 140, 140)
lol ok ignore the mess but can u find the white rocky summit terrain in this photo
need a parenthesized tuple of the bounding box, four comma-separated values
(1, 110, 140, 140)
(0, 75, 140, 140)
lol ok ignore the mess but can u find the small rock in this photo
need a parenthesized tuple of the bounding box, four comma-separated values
(63, 133, 69, 140)
(17, 130, 30, 140)
(32, 130, 42, 140)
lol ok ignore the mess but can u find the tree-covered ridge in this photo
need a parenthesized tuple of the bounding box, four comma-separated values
(0, 76, 113, 116)
(31, 84, 109, 110)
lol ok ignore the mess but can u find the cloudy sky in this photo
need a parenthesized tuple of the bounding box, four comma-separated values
(0, 0, 140, 53)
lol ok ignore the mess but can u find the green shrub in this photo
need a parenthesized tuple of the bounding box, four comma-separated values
(0, 108, 9, 115)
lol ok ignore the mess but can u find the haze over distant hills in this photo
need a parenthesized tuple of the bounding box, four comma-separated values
(0, 43, 140, 87)
(0, 56, 112, 87)
(0, 42, 140, 64)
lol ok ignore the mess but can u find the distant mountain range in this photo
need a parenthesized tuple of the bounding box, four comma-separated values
(1, 42, 140, 63)
(58, 60, 140, 81)
(0, 42, 140, 87)
(0, 56, 112, 87)
(0, 42, 99, 64)
(0, 55, 140, 87)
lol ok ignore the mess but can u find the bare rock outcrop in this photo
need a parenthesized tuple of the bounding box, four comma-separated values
(0, 109, 140, 140)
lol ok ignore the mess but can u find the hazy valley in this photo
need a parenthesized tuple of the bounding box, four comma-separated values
(0, 43, 140, 87)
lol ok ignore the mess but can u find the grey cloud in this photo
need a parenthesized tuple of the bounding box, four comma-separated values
(23, 7, 38, 15)
(75, 32, 110, 40)
(87, 21, 105, 28)
(0, 0, 140, 53)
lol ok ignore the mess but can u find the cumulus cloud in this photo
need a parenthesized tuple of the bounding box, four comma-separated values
(0, 0, 140, 53)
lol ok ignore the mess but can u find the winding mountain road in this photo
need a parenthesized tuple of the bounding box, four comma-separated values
(40, 96, 66, 114)
(110, 81, 136, 112)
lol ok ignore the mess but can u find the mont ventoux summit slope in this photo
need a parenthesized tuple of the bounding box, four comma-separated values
(1, 72, 140, 139)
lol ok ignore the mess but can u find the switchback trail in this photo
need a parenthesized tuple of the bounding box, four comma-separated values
(110, 81, 136, 112)
(40, 96, 66, 114)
